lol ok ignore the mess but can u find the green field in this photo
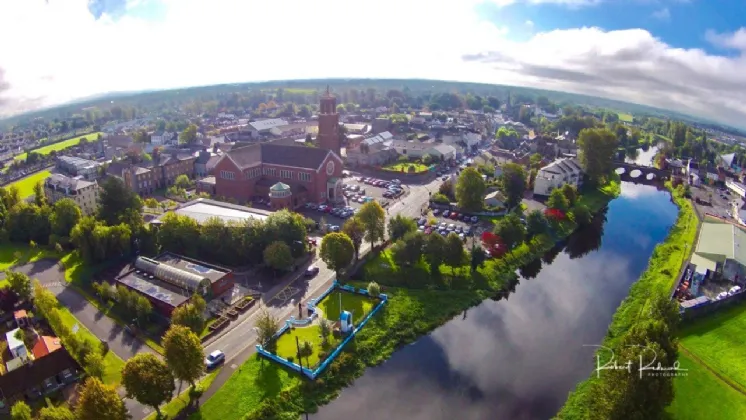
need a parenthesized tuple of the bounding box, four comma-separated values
(14, 132, 100, 162)
(8, 170, 52, 199)
(667, 352, 746, 419)
(317, 290, 377, 322)
(617, 112, 634, 123)
(382, 162, 430, 173)
(275, 324, 335, 369)
(679, 303, 746, 393)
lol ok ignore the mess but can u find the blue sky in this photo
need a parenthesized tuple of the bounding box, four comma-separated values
(1, 0, 746, 128)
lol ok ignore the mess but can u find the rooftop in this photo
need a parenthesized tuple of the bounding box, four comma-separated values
(117, 270, 191, 308)
(171, 198, 272, 225)
(250, 118, 288, 131)
(45, 173, 96, 191)
(224, 143, 335, 170)
(57, 155, 101, 169)
(154, 251, 231, 284)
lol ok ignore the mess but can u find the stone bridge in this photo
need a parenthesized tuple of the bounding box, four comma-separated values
(613, 161, 669, 184)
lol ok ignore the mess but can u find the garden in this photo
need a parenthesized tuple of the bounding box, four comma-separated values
(381, 160, 430, 174)
(259, 285, 384, 376)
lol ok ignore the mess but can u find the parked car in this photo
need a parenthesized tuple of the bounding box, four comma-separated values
(305, 265, 320, 277)
(205, 350, 225, 370)
(470, 216, 478, 223)
(443, 210, 450, 217)
(433, 209, 440, 215)
(450, 212, 459, 220)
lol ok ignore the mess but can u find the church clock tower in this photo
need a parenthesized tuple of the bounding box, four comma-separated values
(317, 86, 341, 156)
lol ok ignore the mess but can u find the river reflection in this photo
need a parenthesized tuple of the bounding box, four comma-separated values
(312, 183, 678, 420)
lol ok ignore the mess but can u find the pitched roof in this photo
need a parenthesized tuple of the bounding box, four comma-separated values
(224, 143, 333, 170)
(721, 153, 736, 167)
(249, 118, 288, 131)
(31, 336, 63, 359)
(45, 174, 96, 191)
(0, 347, 79, 400)
(106, 162, 129, 177)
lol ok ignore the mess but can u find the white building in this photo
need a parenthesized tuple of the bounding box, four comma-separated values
(6, 328, 27, 359)
(151, 131, 176, 146)
(533, 158, 583, 196)
(390, 141, 456, 161)
(44, 174, 100, 216)
(249, 118, 288, 137)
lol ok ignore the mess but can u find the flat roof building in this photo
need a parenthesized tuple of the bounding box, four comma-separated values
(166, 198, 273, 225)
(116, 252, 234, 316)
(690, 216, 746, 284)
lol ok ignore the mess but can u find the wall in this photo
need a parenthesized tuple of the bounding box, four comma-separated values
(680, 290, 746, 320)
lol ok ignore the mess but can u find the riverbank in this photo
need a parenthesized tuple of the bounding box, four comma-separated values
(193, 179, 621, 420)
(557, 182, 699, 419)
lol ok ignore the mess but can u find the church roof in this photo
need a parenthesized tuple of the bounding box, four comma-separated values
(225, 143, 335, 170)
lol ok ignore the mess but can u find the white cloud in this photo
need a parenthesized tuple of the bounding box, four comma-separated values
(1, 0, 746, 129)
(525, 20, 535, 28)
(651, 7, 670, 20)
(706, 28, 746, 51)
(491, 0, 601, 6)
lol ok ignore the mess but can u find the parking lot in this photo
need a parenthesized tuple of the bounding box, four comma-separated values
(418, 207, 480, 240)
(690, 183, 738, 220)
(299, 177, 409, 232)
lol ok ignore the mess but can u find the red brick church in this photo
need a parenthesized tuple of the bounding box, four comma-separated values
(212, 88, 344, 208)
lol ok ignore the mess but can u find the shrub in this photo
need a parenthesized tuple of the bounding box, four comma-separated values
(367, 281, 381, 297)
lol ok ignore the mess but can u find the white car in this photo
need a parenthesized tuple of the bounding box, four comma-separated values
(205, 350, 225, 369)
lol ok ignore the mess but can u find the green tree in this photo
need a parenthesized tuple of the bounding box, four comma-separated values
(75, 377, 128, 420)
(10, 401, 32, 420)
(37, 406, 75, 420)
(470, 244, 486, 271)
(526, 210, 550, 238)
(144, 197, 159, 208)
(455, 167, 486, 212)
(391, 231, 425, 267)
(180, 123, 198, 144)
(50, 198, 82, 238)
(256, 309, 280, 352)
(174, 174, 191, 189)
(83, 351, 105, 380)
(162, 325, 205, 387)
(342, 217, 365, 260)
(423, 232, 447, 273)
(171, 295, 207, 334)
(572, 204, 592, 226)
(97, 177, 143, 227)
(547, 188, 570, 212)
(367, 281, 381, 297)
(122, 353, 176, 417)
(33, 180, 46, 207)
(356, 201, 385, 246)
(387, 214, 417, 242)
(6, 270, 32, 301)
(297, 340, 313, 366)
(318, 318, 332, 349)
(265, 209, 308, 257)
(157, 212, 201, 257)
(577, 127, 619, 183)
(320, 232, 355, 280)
(443, 233, 468, 274)
(561, 184, 578, 206)
(263, 241, 293, 275)
(498, 163, 527, 209)
(493, 214, 527, 250)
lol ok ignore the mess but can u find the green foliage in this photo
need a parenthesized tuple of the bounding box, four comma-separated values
(96, 177, 143, 228)
(10, 401, 32, 420)
(357, 201, 386, 246)
(526, 210, 549, 238)
(122, 353, 176, 414)
(6, 270, 32, 301)
(423, 232, 447, 273)
(7, 202, 51, 244)
(577, 127, 619, 183)
(50, 198, 82, 238)
(547, 188, 570, 212)
(342, 217, 365, 259)
(320, 232, 355, 278)
(367, 281, 381, 297)
(387, 214, 417, 242)
(256, 309, 280, 352)
(180, 124, 198, 144)
(263, 240, 293, 272)
(455, 167, 486, 212)
(561, 184, 578, 206)
(391, 231, 425, 267)
(430, 193, 450, 204)
(84, 350, 106, 380)
(443, 232, 467, 274)
(171, 294, 207, 334)
(76, 377, 129, 420)
(37, 405, 75, 420)
(498, 163, 527, 209)
(572, 204, 592, 226)
(493, 214, 527, 250)
(174, 174, 191, 189)
(163, 325, 205, 386)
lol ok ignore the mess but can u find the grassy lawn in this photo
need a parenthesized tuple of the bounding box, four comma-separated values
(679, 303, 746, 393)
(617, 112, 634, 123)
(382, 162, 429, 173)
(0, 242, 64, 271)
(666, 352, 746, 419)
(56, 305, 124, 385)
(317, 290, 376, 322)
(145, 368, 222, 420)
(14, 132, 101, 161)
(275, 324, 336, 369)
(9, 170, 52, 199)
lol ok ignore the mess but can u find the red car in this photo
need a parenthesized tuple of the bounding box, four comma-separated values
(450, 212, 459, 220)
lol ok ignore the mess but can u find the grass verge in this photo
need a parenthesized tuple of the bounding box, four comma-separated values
(381, 162, 429, 173)
(557, 182, 698, 418)
(145, 369, 222, 420)
(14, 132, 101, 161)
(194, 179, 621, 420)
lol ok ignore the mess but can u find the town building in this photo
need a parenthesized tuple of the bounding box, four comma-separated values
(345, 132, 397, 167)
(166, 198, 272, 225)
(107, 150, 196, 195)
(150, 131, 176, 146)
(116, 252, 234, 317)
(690, 217, 746, 284)
(533, 158, 583, 196)
(212, 142, 344, 207)
(248, 119, 288, 138)
(44, 174, 100, 216)
(56, 156, 102, 180)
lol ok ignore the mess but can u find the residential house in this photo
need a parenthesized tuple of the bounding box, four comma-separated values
(195, 151, 221, 177)
(346, 132, 397, 167)
(484, 191, 506, 208)
(428, 144, 457, 161)
(151, 131, 176, 146)
(44, 174, 100, 216)
(533, 158, 584, 196)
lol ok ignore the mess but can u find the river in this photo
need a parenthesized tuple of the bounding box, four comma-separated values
(313, 182, 678, 420)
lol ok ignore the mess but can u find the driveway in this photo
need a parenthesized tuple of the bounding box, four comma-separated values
(9, 259, 152, 359)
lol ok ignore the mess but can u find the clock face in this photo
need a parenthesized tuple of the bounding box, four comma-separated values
(326, 160, 335, 175)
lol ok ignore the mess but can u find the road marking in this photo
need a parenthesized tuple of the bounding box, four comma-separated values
(230, 363, 238, 369)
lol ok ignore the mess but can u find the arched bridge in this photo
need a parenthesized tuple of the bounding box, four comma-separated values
(613, 161, 670, 184)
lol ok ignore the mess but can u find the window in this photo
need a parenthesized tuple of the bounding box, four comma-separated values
(247, 167, 261, 178)
(263, 167, 277, 177)
(220, 170, 235, 180)
(280, 170, 292, 179)
(298, 172, 311, 182)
